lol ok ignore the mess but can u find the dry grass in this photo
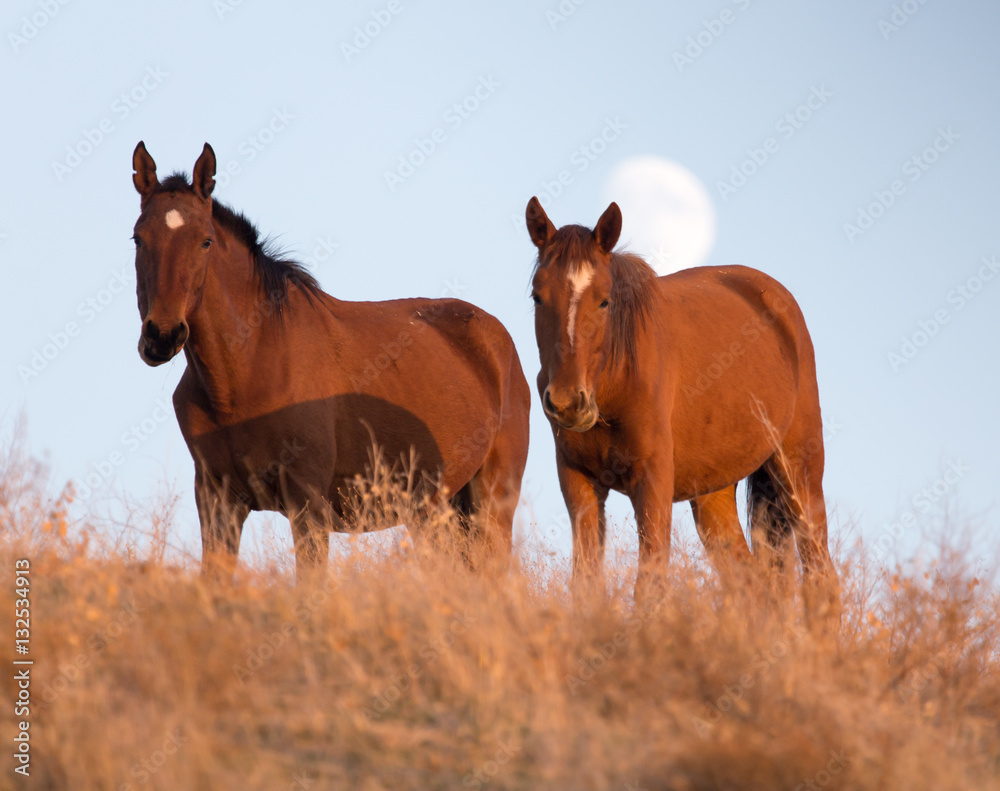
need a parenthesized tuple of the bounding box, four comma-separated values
(1, 427, 999, 791)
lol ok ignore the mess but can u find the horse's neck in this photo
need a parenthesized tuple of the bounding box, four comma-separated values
(183, 235, 274, 415)
(597, 328, 655, 416)
(596, 362, 634, 417)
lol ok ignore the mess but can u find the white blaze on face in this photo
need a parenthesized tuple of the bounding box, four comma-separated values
(164, 209, 184, 229)
(565, 262, 594, 350)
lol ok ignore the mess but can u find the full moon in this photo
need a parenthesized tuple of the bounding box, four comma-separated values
(603, 156, 717, 275)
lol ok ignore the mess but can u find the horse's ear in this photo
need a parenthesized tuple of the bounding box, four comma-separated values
(593, 201, 622, 255)
(132, 141, 158, 198)
(525, 196, 556, 249)
(192, 143, 216, 200)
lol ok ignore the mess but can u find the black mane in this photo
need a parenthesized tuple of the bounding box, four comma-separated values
(156, 172, 321, 312)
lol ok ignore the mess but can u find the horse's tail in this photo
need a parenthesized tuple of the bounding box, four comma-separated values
(746, 465, 793, 561)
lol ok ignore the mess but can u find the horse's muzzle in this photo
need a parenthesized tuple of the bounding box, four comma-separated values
(542, 386, 599, 432)
(139, 318, 188, 366)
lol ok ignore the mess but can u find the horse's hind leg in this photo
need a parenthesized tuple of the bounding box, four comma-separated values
(769, 406, 841, 625)
(747, 466, 795, 574)
(461, 420, 528, 574)
(448, 479, 481, 565)
(690, 484, 751, 583)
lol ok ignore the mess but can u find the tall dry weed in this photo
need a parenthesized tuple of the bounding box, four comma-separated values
(1, 427, 997, 790)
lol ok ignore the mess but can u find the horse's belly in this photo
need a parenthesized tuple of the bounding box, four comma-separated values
(184, 403, 338, 512)
(332, 378, 498, 500)
(669, 334, 799, 499)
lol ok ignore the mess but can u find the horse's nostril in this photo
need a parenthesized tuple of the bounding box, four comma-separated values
(171, 322, 189, 347)
(543, 389, 555, 413)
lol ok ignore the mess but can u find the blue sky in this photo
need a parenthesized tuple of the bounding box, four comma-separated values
(3, 0, 998, 570)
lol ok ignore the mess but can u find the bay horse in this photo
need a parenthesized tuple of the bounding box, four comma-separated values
(525, 197, 839, 620)
(129, 141, 530, 580)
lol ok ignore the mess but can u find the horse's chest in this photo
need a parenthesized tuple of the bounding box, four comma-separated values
(558, 430, 638, 492)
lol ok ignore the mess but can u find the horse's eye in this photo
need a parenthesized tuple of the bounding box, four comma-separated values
(202, 238, 213, 250)
(599, 299, 610, 309)
(132, 235, 141, 248)
(531, 293, 542, 306)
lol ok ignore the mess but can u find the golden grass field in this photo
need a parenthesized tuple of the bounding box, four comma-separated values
(2, 427, 998, 791)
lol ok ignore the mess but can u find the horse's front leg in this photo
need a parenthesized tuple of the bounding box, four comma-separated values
(629, 455, 675, 602)
(196, 470, 249, 582)
(557, 455, 607, 592)
(289, 505, 331, 583)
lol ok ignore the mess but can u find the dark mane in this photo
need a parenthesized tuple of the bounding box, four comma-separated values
(532, 225, 659, 368)
(155, 172, 321, 312)
(607, 251, 659, 367)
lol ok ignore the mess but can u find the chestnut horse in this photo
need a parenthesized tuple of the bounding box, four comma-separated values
(525, 197, 839, 619)
(129, 141, 530, 579)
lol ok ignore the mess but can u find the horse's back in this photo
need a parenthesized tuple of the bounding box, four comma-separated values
(659, 265, 814, 381)
(357, 295, 527, 403)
